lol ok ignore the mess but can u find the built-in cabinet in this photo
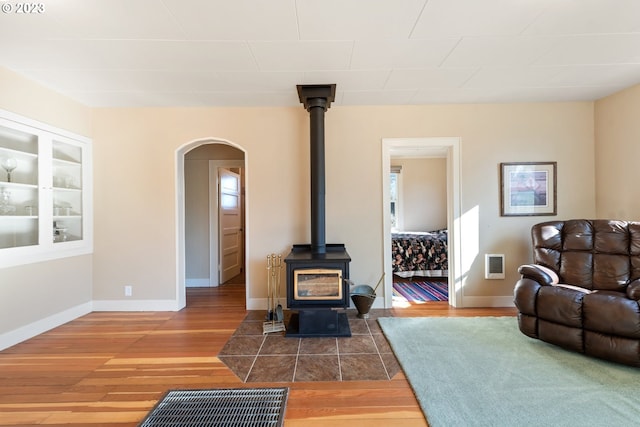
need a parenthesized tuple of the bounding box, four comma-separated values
(0, 110, 92, 268)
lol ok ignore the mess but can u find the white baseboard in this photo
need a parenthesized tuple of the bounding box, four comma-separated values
(0, 302, 92, 351)
(369, 298, 385, 309)
(92, 299, 180, 311)
(247, 297, 267, 310)
(186, 278, 212, 288)
(461, 295, 515, 308)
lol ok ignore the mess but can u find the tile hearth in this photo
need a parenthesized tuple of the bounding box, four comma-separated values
(218, 309, 402, 383)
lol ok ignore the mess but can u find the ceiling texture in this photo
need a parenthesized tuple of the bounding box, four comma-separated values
(1, 0, 640, 108)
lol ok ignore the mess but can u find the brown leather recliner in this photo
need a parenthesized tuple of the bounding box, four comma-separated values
(514, 219, 640, 367)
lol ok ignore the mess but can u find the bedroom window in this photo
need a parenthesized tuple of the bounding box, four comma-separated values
(390, 166, 402, 231)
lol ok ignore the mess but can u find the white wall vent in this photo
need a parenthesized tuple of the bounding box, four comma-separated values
(485, 254, 505, 279)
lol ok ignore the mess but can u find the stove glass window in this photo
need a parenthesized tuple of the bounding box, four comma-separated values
(293, 268, 342, 300)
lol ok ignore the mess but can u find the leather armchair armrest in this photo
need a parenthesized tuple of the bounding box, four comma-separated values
(626, 279, 640, 300)
(517, 264, 559, 286)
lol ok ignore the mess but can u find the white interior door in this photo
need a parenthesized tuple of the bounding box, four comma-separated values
(218, 168, 242, 284)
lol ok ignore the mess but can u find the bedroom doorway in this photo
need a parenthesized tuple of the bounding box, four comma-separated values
(389, 156, 448, 305)
(381, 138, 462, 308)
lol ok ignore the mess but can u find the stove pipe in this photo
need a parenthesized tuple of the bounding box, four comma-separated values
(297, 84, 336, 255)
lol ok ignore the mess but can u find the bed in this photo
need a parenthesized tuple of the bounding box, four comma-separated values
(392, 229, 448, 278)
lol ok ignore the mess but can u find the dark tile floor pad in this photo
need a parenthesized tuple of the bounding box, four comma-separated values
(218, 310, 401, 382)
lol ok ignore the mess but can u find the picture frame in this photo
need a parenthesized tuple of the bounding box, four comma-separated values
(500, 162, 557, 216)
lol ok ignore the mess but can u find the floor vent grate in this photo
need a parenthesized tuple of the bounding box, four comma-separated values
(139, 387, 288, 427)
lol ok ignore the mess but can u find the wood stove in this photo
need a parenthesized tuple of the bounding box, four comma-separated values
(285, 84, 351, 337)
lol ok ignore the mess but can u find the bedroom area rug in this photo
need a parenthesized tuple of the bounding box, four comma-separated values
(378, 316, 640, 427)
(392, 280, 448, 302)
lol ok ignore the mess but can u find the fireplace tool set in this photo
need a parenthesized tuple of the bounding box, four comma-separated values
(263, 254, 286, 334)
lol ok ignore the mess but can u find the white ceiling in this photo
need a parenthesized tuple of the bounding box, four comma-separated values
(2, 0, 640, 108)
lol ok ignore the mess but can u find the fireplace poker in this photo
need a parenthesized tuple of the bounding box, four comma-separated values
(275, 254, 284, 322)
(266, 254, 273, 321)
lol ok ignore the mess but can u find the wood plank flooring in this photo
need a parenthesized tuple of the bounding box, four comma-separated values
(0, 282, 516, 426)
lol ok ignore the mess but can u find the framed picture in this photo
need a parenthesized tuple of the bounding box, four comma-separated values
(500, 162, 557, 216)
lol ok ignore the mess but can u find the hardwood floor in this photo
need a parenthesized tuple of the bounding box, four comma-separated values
(0, 283, 516, 426)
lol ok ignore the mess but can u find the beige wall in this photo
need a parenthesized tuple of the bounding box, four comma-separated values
(391, 157, 447, 232)
(594, 84, 640, 220)
(92, 107, 307, 302)
(333, 104, 594, 299)
(0, 68, 93, 341)
(92, 102, 595, 305)
(0, 68, 91, 137)
(184, 157, 211, 281)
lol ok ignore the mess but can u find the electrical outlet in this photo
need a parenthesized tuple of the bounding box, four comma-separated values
(124, 285, 133, 297)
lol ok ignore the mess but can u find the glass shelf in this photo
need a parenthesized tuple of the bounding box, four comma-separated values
(0, 146, 38, 159)
(0, 126, 38, 155)
(0, 216, 38, 248)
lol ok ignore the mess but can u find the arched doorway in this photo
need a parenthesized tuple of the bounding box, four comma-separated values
(175, 138, 248, 309)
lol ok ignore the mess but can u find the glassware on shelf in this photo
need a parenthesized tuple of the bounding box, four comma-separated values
(0, 187, 16, 215)
(53, 199, 73, 216)
(53, 221, 68, 242)
(1, 157, 18, 182)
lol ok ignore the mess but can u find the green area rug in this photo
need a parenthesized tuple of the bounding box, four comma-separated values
(378, 316, 640, 427)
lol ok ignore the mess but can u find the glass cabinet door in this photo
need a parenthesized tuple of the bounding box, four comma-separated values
(52, 139, 83, 243)
(0, 109, 92, 268)
(0, 124, 39, 249)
